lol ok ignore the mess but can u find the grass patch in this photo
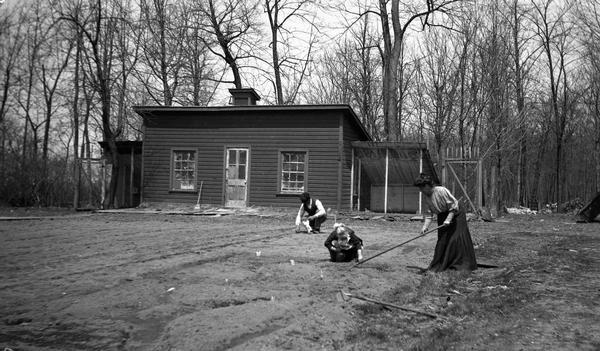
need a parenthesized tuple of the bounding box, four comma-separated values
(345, 231, 590, 350)
(345, 324, 390, 343)
(370, 262, 394, 272)
(410, 326, 462, 351)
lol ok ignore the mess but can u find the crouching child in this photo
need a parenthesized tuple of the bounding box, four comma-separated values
(324, 223, 364, 262)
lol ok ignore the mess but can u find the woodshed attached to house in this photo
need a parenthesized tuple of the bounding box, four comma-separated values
(134, 89, 371, 211)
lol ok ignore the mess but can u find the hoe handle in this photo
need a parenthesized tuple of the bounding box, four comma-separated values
(352, 225, 443, 268)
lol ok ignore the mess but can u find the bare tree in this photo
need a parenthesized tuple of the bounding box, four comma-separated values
(67, 0, 84, 209)
(531, 0, 575, 203)
(114, 0, 140, 141)
(39, 21, 73, 176)
(503, 0, 538, 205)
(303, 43, 353, 105)
(60, 0, 132, 208)
(378, 0, 460, 141)
(576, 0, 600, 194)
(302, 18, 383, 140)
(193, 0, 260, 89)
(16, 1, 51, 171)
(179, 1, 216, 106)
(0, 4, 25, 188)
(264, 0, 316, 104)
(414, 28, 461, 163)
(138, 0, 186, 105)
(348, 13, 383, 140)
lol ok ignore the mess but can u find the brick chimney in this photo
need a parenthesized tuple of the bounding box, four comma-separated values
(229, 88, 261, 106)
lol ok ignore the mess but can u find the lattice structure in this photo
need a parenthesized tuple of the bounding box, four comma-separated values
(440, 146, 483, 215)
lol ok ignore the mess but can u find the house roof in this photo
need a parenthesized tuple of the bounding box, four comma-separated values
(132, 104, 372, 141)
(98, 140, 143, 154)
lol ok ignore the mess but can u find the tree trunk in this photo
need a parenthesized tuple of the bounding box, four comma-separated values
(531, 123, 549, 209)
(490, 163, 498, 217)
(511, 0, 527, 205)
(98, 70, 119, 209)
(379, 0, 459, 141)
(157, 1, 172, 106)
(73, 26, 82, 209)
(80, 79, 92, 207)
(596, 138, 600, 194)
(21, 115, 28, 173)
(0, 65, 13, 186)
(1, 125, 5, 192)
(208, 0, 242, 89)
(266, 0, 284, 104)
(272, 25, 283, 104)
(379, 0, 400, 141)
(595, 88, 600, 194)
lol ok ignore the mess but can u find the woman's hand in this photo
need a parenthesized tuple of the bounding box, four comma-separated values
(421, 217, 432, 234)
(443, 213, 455, 226)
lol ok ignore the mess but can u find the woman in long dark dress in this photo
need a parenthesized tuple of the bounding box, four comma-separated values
(414, 174, 477, 272)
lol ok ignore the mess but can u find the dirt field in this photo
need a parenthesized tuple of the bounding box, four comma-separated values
(1, 208, 599, 350)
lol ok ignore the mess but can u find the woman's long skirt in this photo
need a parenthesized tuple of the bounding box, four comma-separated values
(429, 210, 477, 272)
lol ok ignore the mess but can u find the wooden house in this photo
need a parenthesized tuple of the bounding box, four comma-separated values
(133, 88, 372, 211)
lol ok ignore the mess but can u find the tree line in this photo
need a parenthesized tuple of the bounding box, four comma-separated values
(0, 0, 599, 214)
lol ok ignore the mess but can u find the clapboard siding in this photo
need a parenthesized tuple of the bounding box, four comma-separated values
(138, 106, 371, 209)
(143, 124, 340, 207)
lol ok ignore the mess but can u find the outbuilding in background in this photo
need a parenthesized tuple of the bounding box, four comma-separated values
(351, 142, 439, 214)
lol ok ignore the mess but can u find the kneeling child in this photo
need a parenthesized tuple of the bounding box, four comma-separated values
(324, 223, 363, 262)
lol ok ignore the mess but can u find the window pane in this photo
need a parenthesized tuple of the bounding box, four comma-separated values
(173, 151, 196, 190)
(227, 165, 238, 179)
(239, 150, 246, 165)
(280, 151, 306, 193)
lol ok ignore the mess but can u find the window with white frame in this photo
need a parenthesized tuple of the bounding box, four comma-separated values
(279, 151, 307, 193)
(171, 150, 196, 191)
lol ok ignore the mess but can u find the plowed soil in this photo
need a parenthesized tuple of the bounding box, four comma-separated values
(1, 209, 598, 350)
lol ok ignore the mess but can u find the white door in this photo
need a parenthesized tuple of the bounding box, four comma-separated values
(225, 148, 248, 207)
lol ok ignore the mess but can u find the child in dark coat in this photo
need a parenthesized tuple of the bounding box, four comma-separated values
(324, 223, 363, 262)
